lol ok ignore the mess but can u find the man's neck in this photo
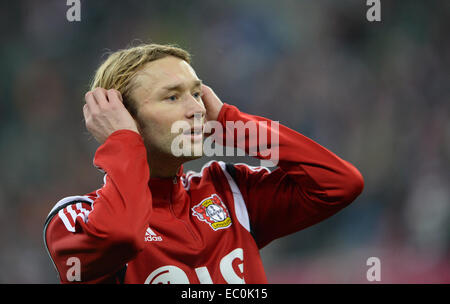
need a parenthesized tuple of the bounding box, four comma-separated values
(146, 150, 183, 179)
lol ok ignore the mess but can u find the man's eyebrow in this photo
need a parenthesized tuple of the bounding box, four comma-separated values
(160, 79, 203, 92)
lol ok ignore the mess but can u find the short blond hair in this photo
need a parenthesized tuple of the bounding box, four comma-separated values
(89, 43, 191, 116)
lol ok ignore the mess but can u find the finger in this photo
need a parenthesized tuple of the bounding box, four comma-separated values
(107, 89, 123, 106)
(201, 84, 214, 93)
(82, 103, 90, 119)
(201, 84, 223, 122)
(201, 84, 211, 96)
(115, 89, 124, 102)
(92, 87, 109, 108)
(201, 84, 217, 103)
(85, 91, 100, 113)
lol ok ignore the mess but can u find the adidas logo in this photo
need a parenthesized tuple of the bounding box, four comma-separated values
(145, 227, 163, 242)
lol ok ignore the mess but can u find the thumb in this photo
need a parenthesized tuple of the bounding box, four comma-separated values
(201, 84, 223, 121)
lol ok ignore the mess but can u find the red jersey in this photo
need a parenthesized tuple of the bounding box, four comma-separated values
(43, 103, 364, 284)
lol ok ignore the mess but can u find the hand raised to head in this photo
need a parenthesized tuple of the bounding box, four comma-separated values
(83, 88, 140, 144)
(201, 84, 224, 122)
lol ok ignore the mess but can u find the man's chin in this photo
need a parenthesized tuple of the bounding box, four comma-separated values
(180, 155, 203, 164)
(169, 145, 204, 162)
(177, 150, 204, 162)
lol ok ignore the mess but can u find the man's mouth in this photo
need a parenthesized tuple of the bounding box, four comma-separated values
(183, 127, 203, 136)
(183, 126, 204, 142)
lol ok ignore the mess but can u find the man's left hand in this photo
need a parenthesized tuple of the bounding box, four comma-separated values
(201, 84, 224, 122)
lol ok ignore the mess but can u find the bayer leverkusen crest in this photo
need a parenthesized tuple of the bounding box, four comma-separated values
(192, 194, 232, 231)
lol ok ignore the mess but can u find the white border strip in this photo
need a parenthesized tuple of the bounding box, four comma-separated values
(47, 195, 94, 218)
(218, 161, 250, 233)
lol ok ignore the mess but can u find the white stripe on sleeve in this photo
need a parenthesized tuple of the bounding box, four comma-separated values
(58, 209, 75, 232)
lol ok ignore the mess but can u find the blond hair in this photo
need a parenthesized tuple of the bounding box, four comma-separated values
(89, 43, 191, 116)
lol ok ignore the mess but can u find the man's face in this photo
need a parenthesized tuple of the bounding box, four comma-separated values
(129, 56, 206, 160)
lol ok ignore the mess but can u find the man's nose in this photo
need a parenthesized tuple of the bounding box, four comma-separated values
(185, 95, 206, 120)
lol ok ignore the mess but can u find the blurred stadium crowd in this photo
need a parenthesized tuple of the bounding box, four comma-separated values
(0, 0, 448, 283)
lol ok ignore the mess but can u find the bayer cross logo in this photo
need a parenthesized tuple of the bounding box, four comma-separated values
(192, 194, 232, 231)
(205, 204, 227, 222)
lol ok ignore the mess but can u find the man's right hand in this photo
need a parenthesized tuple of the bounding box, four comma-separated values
(83, 88, 140, 144)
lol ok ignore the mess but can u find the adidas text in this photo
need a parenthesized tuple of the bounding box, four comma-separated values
(145, 236, 163, 242)
(145, 227, 163, 242)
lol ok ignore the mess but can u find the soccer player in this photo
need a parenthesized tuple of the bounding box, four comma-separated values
(43, 44, 364, 284)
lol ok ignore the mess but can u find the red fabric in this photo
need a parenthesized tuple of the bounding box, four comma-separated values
(44, 103, 364, 284)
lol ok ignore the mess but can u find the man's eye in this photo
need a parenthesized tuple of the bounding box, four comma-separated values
(193, 92, 201, 99)
(167, 95, 178, 101)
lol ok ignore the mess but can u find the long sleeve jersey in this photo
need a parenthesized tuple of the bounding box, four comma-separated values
(43, 103, 364, 284)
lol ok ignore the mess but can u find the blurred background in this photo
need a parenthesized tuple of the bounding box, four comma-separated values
(0, 0, 449, 283)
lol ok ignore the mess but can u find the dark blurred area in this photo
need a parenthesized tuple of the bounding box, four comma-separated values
(0, 0, 449, 283)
